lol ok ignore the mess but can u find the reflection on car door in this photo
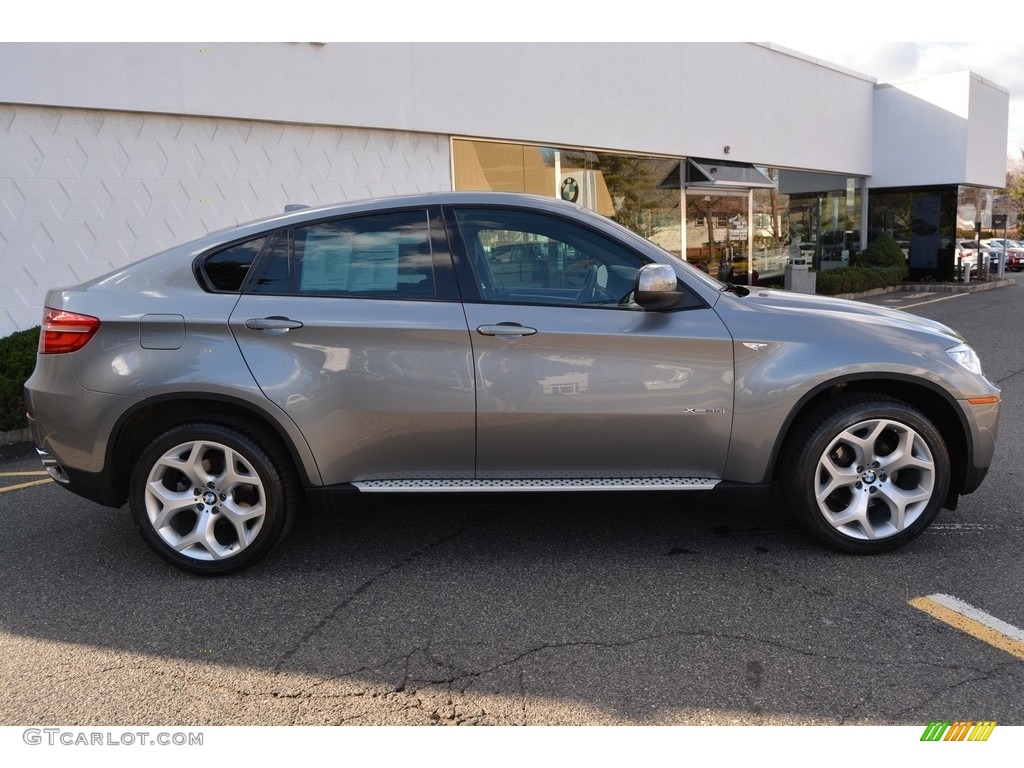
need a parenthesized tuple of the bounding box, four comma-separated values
(464, 303, 734, 479)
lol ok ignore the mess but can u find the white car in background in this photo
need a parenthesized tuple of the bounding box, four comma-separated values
(955, 241, 979, 273)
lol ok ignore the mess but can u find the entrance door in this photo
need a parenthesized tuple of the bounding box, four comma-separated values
(684, 189, 756, 284)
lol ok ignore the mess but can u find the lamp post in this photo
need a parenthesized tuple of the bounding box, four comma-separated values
(993, 213, 1007, 277)
(976, 219, 983, 279)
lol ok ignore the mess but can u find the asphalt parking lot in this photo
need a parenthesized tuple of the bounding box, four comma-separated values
(1, 277, 1022, 728)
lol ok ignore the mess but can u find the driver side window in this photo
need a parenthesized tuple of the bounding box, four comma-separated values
(453, 208, 645, 308)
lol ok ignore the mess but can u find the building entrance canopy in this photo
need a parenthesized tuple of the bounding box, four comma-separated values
(658, 158, 776, 191)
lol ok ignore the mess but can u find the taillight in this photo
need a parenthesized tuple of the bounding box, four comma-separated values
(40, 308, 100, 354)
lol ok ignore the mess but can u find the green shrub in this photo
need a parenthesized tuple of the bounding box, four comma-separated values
(0, 327, 40, 432)
(816, 265, 907, 296)
(858, 233, 909, 279)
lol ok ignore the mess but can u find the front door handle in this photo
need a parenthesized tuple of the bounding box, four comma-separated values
(245, 316, 304, 334)
(476, 323, 538, 338)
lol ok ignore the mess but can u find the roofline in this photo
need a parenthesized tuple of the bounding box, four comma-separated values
(753, 43, 878, 84)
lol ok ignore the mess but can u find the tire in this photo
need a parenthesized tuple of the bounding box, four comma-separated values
(129, 423, 297, 575)
(780, 395, 950, 554)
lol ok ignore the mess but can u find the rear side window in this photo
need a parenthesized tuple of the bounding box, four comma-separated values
(201, 237, 266, 292)
(250, 210, 438, 299)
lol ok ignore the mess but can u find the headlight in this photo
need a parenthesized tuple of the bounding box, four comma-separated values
(946, 343, 983, 375)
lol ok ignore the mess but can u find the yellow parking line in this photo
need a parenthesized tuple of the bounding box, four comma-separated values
(0, 477, 53, 492)
(0, 471, 50, 477)
(910, 594, 1024, 661)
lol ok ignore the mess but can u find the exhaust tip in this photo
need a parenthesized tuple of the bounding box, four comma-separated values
(36, 447, 70, 484)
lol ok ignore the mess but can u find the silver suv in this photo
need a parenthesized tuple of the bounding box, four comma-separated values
(24, 193, 1001, 574)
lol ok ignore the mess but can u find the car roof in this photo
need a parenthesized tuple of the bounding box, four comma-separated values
(155, 191, 655, 271)
(249, 191, 584, 226)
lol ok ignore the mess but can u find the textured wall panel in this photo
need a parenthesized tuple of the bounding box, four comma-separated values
(0, 104, 452, 335)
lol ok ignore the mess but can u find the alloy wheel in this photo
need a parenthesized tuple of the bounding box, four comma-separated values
(143, 439, 267, 561)
(813, 417, 935, 541)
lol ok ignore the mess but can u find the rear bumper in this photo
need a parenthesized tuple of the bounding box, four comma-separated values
(32, 440, 123, 508)
(25, 355, 139, 508)
(35, 446, 70, 484)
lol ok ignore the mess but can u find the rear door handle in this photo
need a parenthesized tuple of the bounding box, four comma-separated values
(245, 316, 304, 333)
(476, 323, 538, 338)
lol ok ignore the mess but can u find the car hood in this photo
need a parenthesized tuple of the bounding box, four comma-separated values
(734, 288, 963, 342)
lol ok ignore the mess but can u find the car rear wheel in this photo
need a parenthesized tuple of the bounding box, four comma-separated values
(781, 396, 950, 554)
(129, 423, 296, 575)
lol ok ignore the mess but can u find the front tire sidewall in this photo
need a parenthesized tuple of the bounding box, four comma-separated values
(129, 424, 291, 575)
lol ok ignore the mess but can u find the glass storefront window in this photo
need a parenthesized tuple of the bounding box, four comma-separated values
(957, 186, 994, 236)
(868, 185, 960, 281)
(455, 139, 886, 290)
(453, 138, 1001, 287)
(685, 191, 751, 280)
(681, 177, 791, 286)
(453, 139, 683, 258)
(777, 172, 864, 276)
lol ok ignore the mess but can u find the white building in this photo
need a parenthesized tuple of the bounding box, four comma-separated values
(0, 42, 1010, 335)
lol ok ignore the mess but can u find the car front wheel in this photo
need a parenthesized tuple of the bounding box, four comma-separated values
(129, 423, 296, 575)
(781, 396, 950, 554)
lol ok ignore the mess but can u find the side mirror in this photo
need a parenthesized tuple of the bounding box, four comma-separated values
(634, 264, 685, 310)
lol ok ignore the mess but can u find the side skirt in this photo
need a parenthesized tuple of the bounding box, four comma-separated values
(353, 477, 719, 492)
(302, 478, 772, 515)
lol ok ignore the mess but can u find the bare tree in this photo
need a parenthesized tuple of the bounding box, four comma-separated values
(595, 154, 678, 239)
(1001, 150, 1024, 235)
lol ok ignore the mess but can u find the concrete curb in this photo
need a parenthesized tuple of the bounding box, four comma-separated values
(835, 277, 1015, 301)
(0, 433, 34, 460)
(2, 428, 30, 446)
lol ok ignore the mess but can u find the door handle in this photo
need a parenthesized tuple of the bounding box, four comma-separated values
(245, 316, 304, 333)
(476, 323, 537, 338)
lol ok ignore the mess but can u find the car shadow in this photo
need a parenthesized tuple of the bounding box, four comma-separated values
(0, 484, 997, 725)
